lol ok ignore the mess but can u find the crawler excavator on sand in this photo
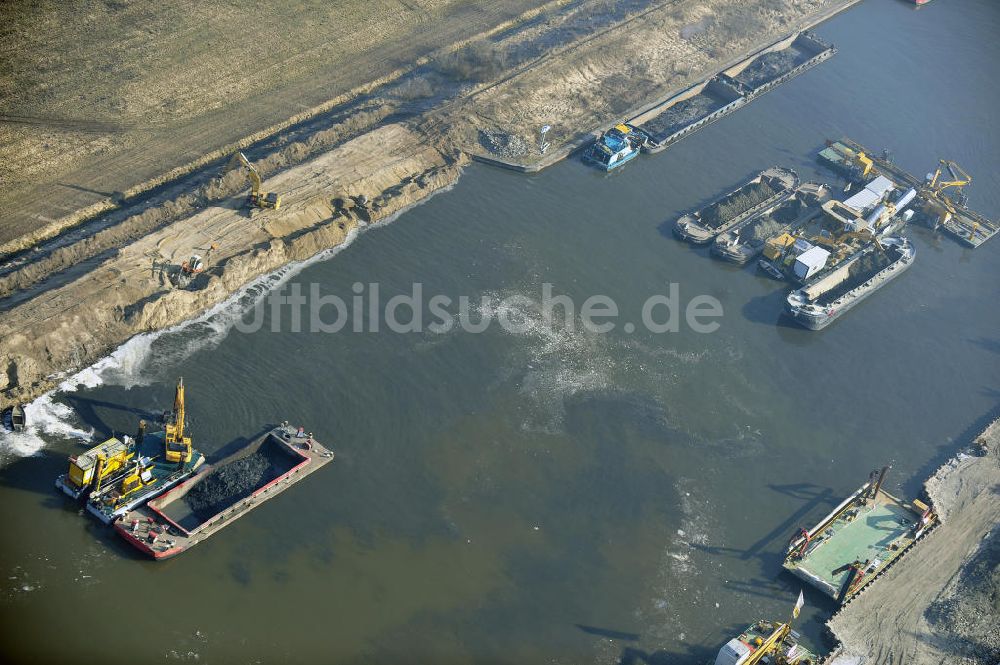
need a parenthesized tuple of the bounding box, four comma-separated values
(226, 151, 282, 212)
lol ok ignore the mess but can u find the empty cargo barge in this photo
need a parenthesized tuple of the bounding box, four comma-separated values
(115, 424, 334, 559)
(783, 467, 935, 604)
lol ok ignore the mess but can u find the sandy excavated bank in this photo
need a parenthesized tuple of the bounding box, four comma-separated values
(0, 0, 857, 406)
(828, 419, 1000, 665)
(0, 124, 462, 402)
(0, 0, 553, 251)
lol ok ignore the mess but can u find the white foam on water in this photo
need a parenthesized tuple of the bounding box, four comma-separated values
(0, 170, 465, 463)
(0, 393, 95, 460)
(471, 289, 616, 433)
(0, 226, 361, 463)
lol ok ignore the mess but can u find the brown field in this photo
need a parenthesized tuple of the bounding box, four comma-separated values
(0, 0, 857, 407)
(0, 0, 554, 247)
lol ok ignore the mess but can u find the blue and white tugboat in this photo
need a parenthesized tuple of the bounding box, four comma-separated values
(583, 123, 644, 171)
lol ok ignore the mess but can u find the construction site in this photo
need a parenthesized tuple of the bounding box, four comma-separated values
(0, 0, 865, 408)
(1, 1, 998, 663)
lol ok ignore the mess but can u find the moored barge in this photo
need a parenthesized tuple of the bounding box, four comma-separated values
(786, 236, 914, 330)
(711, 619, 817, 665)
(115, 424, 333, 559)
(783, 467, 935, 604)
(712, 182, 830, 264)
(56, 378, 207, 525)
(674, 167, 798, 244)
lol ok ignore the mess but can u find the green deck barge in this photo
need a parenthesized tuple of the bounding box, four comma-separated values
(783, 469, 935, 603)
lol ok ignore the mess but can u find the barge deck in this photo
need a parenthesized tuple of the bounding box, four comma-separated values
(819, 137, 999, 248)
(115, 424, 334, 559)
(783, 468, 934, 604)
(674, 167, 798, 244)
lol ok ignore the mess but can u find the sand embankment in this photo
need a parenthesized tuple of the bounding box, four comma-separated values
(0, 0, 860, 408)
(827, 418, 1000, 664)
(0, 124, 463, 403)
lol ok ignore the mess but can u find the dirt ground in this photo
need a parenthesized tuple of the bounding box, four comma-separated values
(0, 0, 858, 406)
(446, 0, 845, 160)
(828, 418, 1000, 665)
(0, 0, 554, 249)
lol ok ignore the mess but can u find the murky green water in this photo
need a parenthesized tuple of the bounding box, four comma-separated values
(2, 1, 999, 663)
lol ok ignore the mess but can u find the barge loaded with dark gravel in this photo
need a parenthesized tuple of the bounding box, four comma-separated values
(115, 424, 334, 559)
(674, 167, 798, 244)
(633, 31, 836, 154)
(712, 182, 831, 264)
(785, 236, 914, 330)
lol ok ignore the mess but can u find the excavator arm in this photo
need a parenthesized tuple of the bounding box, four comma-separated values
(225, 151, 281, 211)
(745, 624, 791, 665)
(929, 159, 971, 193)
(164, 377, 193, 463)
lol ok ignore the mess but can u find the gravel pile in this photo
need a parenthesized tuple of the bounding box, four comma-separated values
(478, 129, 530, 158)
(643, 94, 719, 139)
(926, 527, 1000, 664)
(736, 49, 802, 88)
(183, 452, 273, 522)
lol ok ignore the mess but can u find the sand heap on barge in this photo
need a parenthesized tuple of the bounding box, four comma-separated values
(712, 182, 831, 265)
(783, 467, 935, 604)
(786, 235, 914, 330)
(115, 424, 333, 559)
(674, 167, 798, 244)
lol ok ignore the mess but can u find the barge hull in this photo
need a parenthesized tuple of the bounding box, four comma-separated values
(786, 237, 914, 330)
(115, 425, 333, 559)
(782, 476, 932, 603)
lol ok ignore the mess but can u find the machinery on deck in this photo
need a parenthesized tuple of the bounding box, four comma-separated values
(712, 619, 816, 665)
(164, 377, 193, 463)
(69, 378, 205, 524)
(926, 159, 971, 203)
(55, 435, 136, 500)
(921, 159, 973, 232)
(227, 151, 282, 211)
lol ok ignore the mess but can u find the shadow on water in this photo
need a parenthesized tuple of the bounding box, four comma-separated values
(907, 401, 1000, 498)
(0, 450, 67, 498)
(614, 623, 743, 665)
(969, 337, 1000, 356)
(690, 483, 838, 566)
(62, 394, 162, 439)
(576, 624, 641, 641)
(741, 288, 796, 328)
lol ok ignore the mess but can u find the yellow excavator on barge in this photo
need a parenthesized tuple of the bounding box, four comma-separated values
(55, 378, 206, 524)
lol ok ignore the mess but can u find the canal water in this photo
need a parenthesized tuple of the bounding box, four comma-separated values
(2, 1, 998, 662)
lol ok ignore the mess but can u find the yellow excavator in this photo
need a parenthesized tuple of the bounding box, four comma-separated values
(921, 159, 972, 233)
(58, 436, 136, 499)
(164, 377, 193, 464)
(854, 151, 874, 180)
(228, 151, 282, 211)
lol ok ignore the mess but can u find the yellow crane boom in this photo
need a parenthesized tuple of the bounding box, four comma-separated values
(927, 159, 971, 195)
(164, 377, 193, 463)
(229, 151, 282, 211)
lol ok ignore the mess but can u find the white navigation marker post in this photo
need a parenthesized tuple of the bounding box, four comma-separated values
(539, 125, 551, 155)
